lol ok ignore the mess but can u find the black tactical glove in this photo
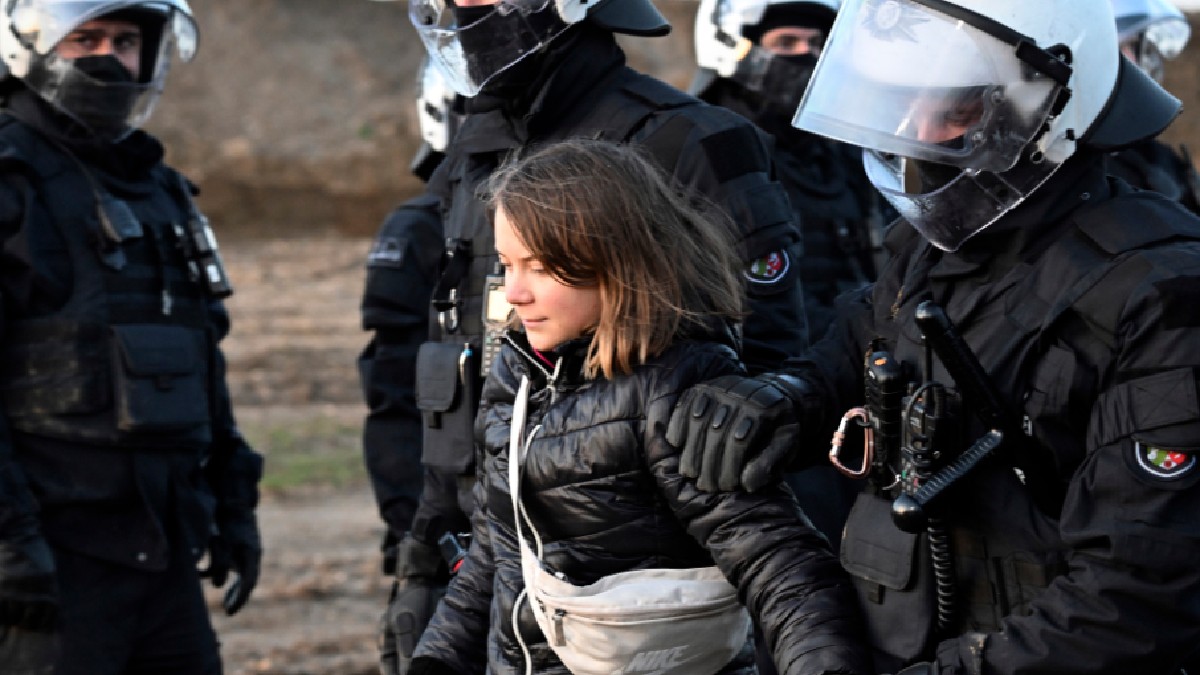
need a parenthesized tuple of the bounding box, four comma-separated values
(202, 508, 261, 616)
(201, 440, 264, 616)
(667, 374, 800, 492)
(891, 633, 987, 675)
(0, 532, 60, 674)
(379, 534, 447, 675)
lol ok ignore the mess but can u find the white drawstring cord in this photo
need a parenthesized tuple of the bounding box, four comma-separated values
(514, 587, 533, 675)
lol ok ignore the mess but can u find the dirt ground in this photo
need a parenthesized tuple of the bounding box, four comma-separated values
(208, 238, 392, 675)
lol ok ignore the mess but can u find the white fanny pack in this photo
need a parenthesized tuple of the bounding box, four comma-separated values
(508, 376, 751, 675)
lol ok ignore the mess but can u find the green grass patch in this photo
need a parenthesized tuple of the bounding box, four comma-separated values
(239, 413, 367, 494)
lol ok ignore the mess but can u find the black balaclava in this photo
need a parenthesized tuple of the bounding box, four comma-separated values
(734, 3, 832, 135)
(452, 1, 570, 101)
(30, 54, 140, 142)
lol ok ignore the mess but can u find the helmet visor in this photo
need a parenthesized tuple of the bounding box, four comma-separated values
(863, 147, 1060, 251)
(793, 0, 1064, 173)
(20, 3, 196, 139)
(409, 0, 567, 96)
(1113, 0, 1189, 58)
(9, 0, 196, 60)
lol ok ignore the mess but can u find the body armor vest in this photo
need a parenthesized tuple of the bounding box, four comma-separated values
(0, 119, 215, 448)
(840, 186, 1200, 668)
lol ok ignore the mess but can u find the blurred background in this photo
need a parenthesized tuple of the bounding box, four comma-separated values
(164, 2, 1200, 673)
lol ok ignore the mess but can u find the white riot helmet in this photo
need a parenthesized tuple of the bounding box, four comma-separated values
(1111, 0, 1190, 82)
(691, 0, 838, 113)
(416, 56, 456, 153)
(695, 0, 838, 77)
(411, 55, 457, 180)
(0, 0, 197, 142)
(409, 0, 669, 96)
(794, 0, 1180, 251)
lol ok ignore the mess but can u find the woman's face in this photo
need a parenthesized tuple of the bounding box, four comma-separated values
(494, 207, 601, 352)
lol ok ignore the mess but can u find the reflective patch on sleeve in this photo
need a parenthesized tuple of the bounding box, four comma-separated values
(1132, 441, 1198, 481)
(743, 250, 790, 285)
(367, 236, 407, 268)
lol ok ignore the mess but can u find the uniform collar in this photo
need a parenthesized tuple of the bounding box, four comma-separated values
(6, 88, 164, 194)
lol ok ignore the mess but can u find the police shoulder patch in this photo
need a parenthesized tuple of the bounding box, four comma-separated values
(1133, 441, 1198, 481)
(367, 236, 406, 268)
(743, 250, 790, 285)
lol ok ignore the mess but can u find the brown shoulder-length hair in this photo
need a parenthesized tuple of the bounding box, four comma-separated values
(482, 137, 745, 380)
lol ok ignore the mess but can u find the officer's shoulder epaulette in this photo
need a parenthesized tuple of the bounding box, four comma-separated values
(1075, 189, 1200, 256)
(617, 71, 697, 112)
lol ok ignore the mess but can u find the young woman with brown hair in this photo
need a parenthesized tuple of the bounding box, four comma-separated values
(411, 138, 869, 675)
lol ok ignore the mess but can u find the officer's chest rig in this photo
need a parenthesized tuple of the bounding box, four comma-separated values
(416, 76, 696, 476)
(828, 190, 1200, 668)
(0, 122, 232, 448)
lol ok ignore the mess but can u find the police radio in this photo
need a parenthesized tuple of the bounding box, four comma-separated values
(480, 272, 512, 376)
(171, 175, 234, 299)
(173, 212, 234, 299)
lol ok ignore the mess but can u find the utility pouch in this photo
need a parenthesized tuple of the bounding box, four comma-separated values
(111, 324, 210, 433)
(840, 491, 936, 663)
(415, 341, 479, 473)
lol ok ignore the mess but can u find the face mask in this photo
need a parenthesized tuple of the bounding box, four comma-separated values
(57, 55, 140, 141)
(731, 48, 818, 122)
(452, 2, 565, 94)
(452, 3, 496, 32)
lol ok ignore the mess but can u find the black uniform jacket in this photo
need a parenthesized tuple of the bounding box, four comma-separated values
(0, 91, 253, 571)
(700, 79, 885, 342)
(413, 326, 870, 675)
(789, 154, 1200, 674)
(1108, 138, 1200, 216)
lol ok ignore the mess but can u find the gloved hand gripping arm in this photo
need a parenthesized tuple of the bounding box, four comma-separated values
(667, 372, 818, 492)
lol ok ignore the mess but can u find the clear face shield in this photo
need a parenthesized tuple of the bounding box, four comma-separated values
(416, 57, 457, 152)
(793, 0, 1070, 250)
(409, 0, 569, 97)
(1113, 0, 1190, 84)
(12, 1, 198, 141)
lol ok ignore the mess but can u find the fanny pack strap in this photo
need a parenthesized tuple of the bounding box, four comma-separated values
(509, 375, 541, 557)
(508, 377, 555, 649)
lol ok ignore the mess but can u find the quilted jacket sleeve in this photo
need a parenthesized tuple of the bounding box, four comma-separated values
(645, 342, 872, 675)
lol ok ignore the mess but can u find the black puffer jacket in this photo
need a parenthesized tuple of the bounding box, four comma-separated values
(413, 329, 869, 674)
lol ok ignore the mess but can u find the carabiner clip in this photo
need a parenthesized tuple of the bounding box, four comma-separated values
(829, 406, 873, 479)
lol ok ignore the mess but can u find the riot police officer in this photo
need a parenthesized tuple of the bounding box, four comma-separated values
(393, 0, 807, 668)
(360, 58, 466, 675)
(690, 0, 882, 564)
(1106, 0, 1200, 215)
(692, 0, 888, 341)
(667, 0, 1200, 673)
(0, 2, 263, 673)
